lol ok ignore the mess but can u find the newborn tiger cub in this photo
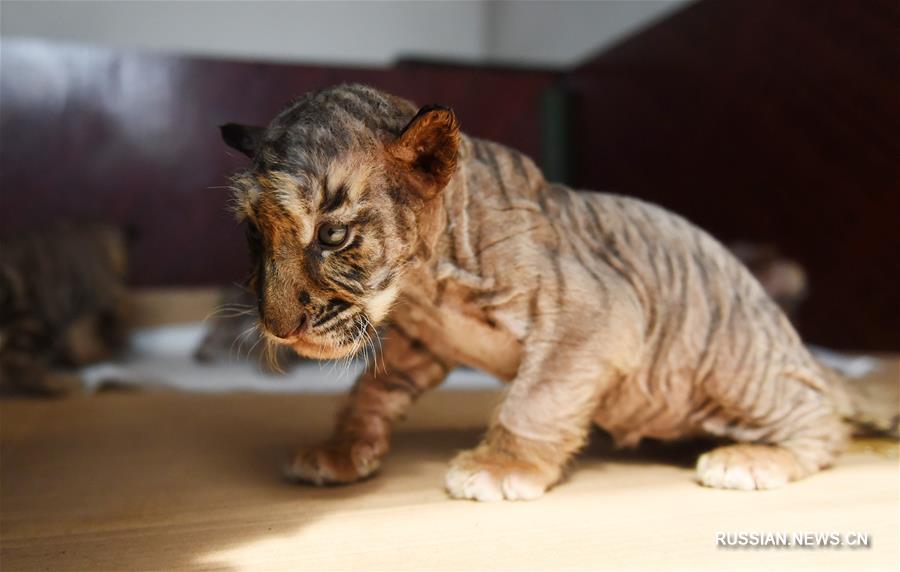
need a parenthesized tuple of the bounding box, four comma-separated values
(221, 84, 888, 500)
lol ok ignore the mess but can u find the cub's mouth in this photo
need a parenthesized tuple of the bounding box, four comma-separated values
(262, 311, 377, 361)
(287, 335, 357, 360)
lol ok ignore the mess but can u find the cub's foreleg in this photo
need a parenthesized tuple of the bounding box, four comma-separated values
(444, 354, 623, 501)
(285, 326, 453, 485)
(445, 292, 641, 501)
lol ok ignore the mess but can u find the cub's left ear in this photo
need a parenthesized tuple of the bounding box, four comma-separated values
(220, 123, 265, 158)
(388, 105, 460, 198)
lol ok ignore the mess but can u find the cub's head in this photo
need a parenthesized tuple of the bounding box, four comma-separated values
(222, 85, 459, 359)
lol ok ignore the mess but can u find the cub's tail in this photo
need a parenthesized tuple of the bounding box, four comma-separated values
(812, 347, 900, 438)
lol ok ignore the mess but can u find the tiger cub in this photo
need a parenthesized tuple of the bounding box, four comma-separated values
(0, 225, 129, 396)
(221, 84, 890, 500)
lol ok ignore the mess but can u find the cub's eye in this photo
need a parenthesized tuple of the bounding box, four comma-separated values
(317, 223, 349, 248)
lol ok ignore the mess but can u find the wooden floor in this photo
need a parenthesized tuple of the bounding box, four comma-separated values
(1, 387, 897, 571)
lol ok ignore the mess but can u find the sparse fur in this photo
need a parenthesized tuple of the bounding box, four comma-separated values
(223, 84, 894, 501)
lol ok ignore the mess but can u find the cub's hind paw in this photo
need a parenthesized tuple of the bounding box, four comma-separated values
(284, 441, 381, 486)
(444, 450, 553, 502)
(696, 444, 803, 491)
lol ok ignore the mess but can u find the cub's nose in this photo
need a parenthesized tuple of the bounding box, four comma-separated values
(264, 312, 308, 341)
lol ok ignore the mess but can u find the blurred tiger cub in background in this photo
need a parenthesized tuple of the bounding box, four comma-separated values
(0, 225, 130, 396)
(221, 84, 896, 501)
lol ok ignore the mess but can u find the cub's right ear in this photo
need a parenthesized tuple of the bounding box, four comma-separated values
(220, 123, 265, 158)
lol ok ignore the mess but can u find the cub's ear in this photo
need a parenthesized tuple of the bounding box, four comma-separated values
(220, 123, 265, 158)
(388, 105, 460, 198)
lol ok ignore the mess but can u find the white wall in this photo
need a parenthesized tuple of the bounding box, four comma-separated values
(486, 0, 689, 66)
(1, 0, 691, 68)
(0, 0, 488, 66)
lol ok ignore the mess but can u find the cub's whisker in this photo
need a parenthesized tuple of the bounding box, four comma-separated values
(231, 322, 260, 361)
(264, 339, 283, 374)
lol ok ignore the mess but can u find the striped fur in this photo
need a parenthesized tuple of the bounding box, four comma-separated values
(0, 225, 129, 395)
(225, 84, 884, 500)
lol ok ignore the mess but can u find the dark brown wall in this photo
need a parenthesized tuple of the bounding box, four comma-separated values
(0, 40, 556, 287)
(568, 0, 900, 350)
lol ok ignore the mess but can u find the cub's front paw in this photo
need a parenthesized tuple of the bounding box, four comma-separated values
(444, 449, 555, 501)
(284, 440, 381, 486)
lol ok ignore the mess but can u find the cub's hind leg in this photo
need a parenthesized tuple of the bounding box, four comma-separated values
(698, 444, 811, 490)
(696, 372, 848, 490)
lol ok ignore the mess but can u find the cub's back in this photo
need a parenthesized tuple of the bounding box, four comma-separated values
(572, 190, 811, 366)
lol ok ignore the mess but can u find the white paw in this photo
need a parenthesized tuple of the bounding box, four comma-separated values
(444, 463, 547, 501)
(696, 448, 790, 491)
